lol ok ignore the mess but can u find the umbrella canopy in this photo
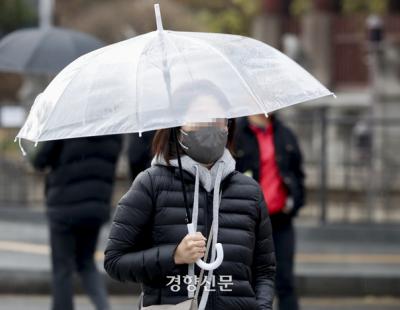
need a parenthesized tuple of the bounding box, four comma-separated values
(17, 4, 333, 143)
(0, 0, 104, 75)
(0, 27, 104, 75)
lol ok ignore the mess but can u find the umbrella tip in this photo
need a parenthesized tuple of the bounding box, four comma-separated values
(154, 3, 164, 32)
(39, 0, 54, 29)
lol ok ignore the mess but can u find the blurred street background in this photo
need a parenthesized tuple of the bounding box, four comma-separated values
(1, 0, 400, 309)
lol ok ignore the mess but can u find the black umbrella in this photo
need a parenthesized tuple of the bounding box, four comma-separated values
(0, 0, 104, 75)
(0, 27, 104, 75)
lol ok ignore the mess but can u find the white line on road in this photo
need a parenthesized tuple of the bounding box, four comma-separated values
(1, 240, 400, 264)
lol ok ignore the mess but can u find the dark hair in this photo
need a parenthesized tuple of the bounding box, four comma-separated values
(152, 80, 235, 164)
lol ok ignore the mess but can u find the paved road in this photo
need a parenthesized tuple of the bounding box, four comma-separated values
(0, 296, 399, 310)
(1, 212, 400, 296)
(1, 219, 399, 274)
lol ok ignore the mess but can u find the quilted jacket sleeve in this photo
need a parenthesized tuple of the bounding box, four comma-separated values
(104, 170, 178, 284)
(30, 140, 62, 171)
(253, 189, 276, 310)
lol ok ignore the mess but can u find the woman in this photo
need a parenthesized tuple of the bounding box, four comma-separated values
(104, 80, 276, 309)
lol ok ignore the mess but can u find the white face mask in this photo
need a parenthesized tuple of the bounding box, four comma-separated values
(179, 126, 228, 164)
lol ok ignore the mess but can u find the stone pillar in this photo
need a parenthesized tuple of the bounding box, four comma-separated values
(251, 0, 283, 49)
(301, 0, 334, 87)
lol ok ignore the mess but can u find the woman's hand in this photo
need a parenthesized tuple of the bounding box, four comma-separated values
(174, 232, 207, 264)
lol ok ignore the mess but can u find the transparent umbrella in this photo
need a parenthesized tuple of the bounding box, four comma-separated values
(16, 4, 333, 144)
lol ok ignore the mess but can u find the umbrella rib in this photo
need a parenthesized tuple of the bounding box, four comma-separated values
(23, 30, 48, 73)
(174, 34, 268, 115)
(134, 35, 155, 134)
(165, 32, 198, 121)
(68, 30, 80, 64)
(70, 35, 95, 127)
(167, 32, 195, 82)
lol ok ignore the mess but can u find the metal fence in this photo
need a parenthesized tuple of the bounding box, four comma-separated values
(281, 110, 400, 224)
(1, 113, 400, 224)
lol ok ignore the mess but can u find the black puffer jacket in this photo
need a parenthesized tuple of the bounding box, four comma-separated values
(32, 136, 122, 224)
(127, 131, 155, 181)
(104, 163, 276, 309)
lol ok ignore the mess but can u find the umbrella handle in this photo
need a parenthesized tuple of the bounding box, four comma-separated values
(187, 223, 224, 271)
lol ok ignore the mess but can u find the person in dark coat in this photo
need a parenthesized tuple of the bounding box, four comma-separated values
(31, 135, 122, 310)
(127, 131, 155, 182)
(235, 114, 305, 310)
(104, 80, 276, 310)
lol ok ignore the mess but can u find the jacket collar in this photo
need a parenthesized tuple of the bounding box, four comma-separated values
(239, 115, 281, 133)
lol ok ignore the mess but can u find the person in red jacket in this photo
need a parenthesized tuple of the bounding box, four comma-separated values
(235, 114, 305, 310)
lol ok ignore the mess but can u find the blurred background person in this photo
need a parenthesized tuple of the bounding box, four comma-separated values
(30, 135, 122, 310)
(127, 131, 155, 182)
(235, 114, 305, 310)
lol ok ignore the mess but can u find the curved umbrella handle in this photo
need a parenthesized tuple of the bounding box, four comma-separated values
(187, 223, 224, 271)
